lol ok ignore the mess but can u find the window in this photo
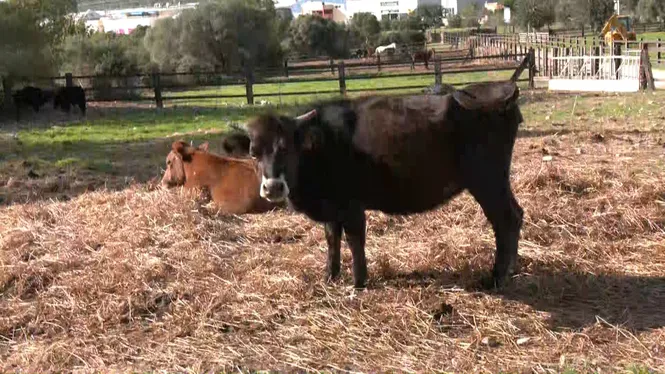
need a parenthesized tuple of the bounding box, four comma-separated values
(380, 1, 399, 7)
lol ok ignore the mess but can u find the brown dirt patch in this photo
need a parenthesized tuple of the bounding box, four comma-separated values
(1, 128, 664, 372)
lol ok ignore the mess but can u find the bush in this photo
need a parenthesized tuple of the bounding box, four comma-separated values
(378, 30, 426, 46)
(447, 15, 463, 28)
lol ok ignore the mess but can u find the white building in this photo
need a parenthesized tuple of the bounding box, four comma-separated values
(345, 0, 439, 21)
(345, 0, 487, 22)
(441, 0, 487, 16)
(300, 1, 347, 22)
(76, 3, 196, 34)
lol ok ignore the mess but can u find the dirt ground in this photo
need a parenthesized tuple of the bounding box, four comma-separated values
(1, 91, 664, 372)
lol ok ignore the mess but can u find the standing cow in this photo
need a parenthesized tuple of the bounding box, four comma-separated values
(12, 86, 49, 121)
(411, 48, 436, 69)
(54, 85, 87, 115)
(246, 80, 524, 289)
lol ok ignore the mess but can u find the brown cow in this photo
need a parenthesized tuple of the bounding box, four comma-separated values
(161, 140, 282, 214)
(411, 48, 436, 69)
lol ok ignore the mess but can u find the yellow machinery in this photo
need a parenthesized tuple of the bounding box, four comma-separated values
(601, 14, 637, 45)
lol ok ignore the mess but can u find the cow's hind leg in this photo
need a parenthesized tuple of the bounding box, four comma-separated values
(343, 209, 367, 289)
(462, 160, 523, 288)
(325, 221, 342, 282)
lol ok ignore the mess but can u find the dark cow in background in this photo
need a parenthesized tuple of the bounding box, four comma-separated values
(247, 80, 524, 289)
(161, 140, 283, 214)
(54, 85, 87, 115)
(411, 48, 436, 69)
(221, 132, 251, 157)
(12, 86, 50, 121)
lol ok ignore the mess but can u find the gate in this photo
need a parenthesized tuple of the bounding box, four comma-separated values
(548, 54, 641, 92)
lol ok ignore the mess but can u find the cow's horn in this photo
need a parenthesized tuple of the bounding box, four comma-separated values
(295, 109, 317, 123)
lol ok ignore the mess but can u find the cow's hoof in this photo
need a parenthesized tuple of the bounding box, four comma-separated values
(479, 273, 512, 290)
(353, 282, 367, 290)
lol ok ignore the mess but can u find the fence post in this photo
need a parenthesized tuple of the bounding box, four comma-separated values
(659, 38, 662, 63)
(434, 57, 442, 86)
(641, 43, 656, 91)
(592, 46, 600, 76)
(330, 58, 335, 75)
(338, 61, 346, 96)
(377, 54, 381, 72)
(65, 73, 73, 87)
(528, 48, 535, 89)
(245, 67, 254, 105)
(284, 59, 289, 78)
(152, 72, 163, 109)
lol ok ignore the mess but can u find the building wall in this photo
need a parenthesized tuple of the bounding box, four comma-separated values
(301, 1, 346, 22)
(345, 0, 489, 21)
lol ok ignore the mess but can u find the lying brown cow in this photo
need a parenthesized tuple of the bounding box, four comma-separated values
(161, 140, 281, 214)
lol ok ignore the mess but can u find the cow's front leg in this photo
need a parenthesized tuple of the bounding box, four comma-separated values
(324, 221, 342, 282)
(343, 210, 367, 289)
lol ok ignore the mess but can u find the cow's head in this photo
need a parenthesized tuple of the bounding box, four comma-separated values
(246, 109, 319, 202)
(161, 140, 209, 188)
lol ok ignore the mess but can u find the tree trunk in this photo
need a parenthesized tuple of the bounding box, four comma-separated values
(2, 76, 14, 111)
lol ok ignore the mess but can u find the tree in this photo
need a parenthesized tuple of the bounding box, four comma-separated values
(460, 3, 481, 27)
(514, 0, 556, 30)
(556, 0, 585, 28)
(446, 14, 463, 28)
(275, 7, 294, 42)
(288, 15, 349, 58)
(416, 5, 444, 28)
(145, 0, 284, 73)
(556, 0, 614, 31)
(0, 2, 55, 108)
(587, 0, 616, 31)
(636, 0, 665, 22)
(501, 0, 516, 8)
(349, 12, 381, 53)
(9, 0, 87, 63)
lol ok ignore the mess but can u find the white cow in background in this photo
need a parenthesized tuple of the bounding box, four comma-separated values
(375, 42, 397, 55)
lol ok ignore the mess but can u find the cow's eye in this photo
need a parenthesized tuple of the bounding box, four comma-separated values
(249, 147, 259, 159)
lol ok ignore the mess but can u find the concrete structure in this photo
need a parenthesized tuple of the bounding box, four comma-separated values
(301, 1, 347, 22)
(346, 0, 443, 21)
(76, 3, 196, 34)
(297, 0, 488, 23)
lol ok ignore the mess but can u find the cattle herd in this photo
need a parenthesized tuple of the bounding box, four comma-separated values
(161, 79, 525, 290)
(11, 85, 87, 121)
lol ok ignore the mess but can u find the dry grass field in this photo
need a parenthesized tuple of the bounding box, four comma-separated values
(1, 89, 664, 373)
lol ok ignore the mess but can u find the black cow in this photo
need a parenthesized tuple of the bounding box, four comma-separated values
(12, 86, 49, 121)
(221, 132, 251, 157)
(54, 86, 87, 115)
(246, 80, 524, 289)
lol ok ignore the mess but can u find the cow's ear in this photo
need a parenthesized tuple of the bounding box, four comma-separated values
(300, 126, 321, 151)
(198, 141, 209, 152)
(295, 109, 317, 126)
(172, 140, 193, 161)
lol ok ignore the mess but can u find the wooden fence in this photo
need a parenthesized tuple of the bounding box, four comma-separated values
(35, 52, 534, 108)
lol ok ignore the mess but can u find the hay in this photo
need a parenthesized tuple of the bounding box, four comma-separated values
(1, 130, 664, 373)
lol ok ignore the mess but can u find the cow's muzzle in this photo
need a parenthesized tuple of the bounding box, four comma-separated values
(260, 175, 289, 202)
